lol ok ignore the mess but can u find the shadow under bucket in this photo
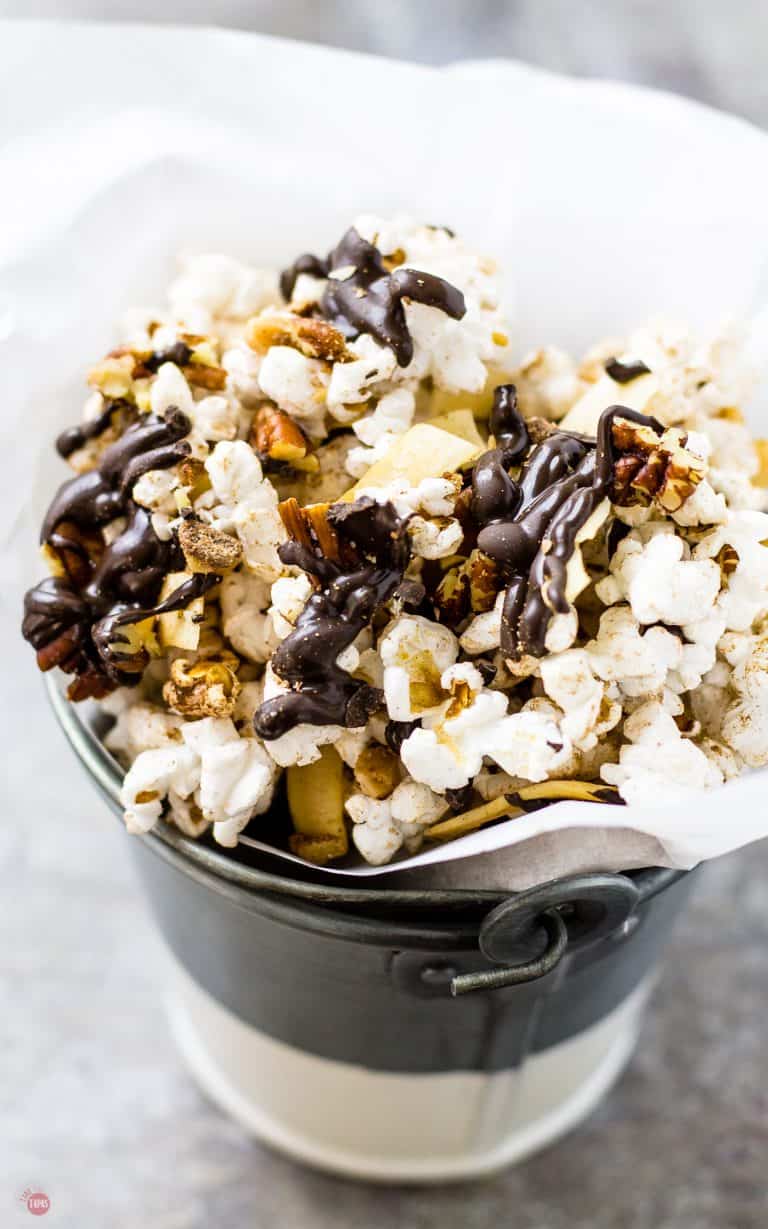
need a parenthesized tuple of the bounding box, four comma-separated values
(49, 677, 695, 1182)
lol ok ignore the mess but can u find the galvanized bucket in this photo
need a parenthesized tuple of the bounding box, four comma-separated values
(49, 679, 694, 1182)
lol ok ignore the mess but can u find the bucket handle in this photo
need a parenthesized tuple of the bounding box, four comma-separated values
(451, 873, 641, 995)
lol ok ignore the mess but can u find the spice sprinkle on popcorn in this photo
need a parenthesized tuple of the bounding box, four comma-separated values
(22, 216, 768, 865)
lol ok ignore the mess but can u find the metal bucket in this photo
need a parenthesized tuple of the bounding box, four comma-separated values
(49, 679, 694, 1182)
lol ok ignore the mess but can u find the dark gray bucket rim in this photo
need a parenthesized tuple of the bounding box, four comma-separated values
(46, 674, 687, 948)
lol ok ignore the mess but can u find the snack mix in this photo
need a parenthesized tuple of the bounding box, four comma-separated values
(23, 216, 768, 866)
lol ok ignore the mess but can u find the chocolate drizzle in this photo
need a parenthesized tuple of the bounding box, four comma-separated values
(280, 228, 466, 367)
(253, 498, 410, 740)
(473, 404, 665, 659)
(55, 398, 138, 460)
(22, 408, 205, 696)
(605, 357, 651, 384)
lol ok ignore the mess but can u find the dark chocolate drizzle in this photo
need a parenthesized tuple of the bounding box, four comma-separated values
(280, 254, 332, 302)
(253, 498, 410, 740)
(473, 404, 665, 659)
(385, 718, 421, 755)
(489, 384, 530, 463)
(605, 357, 651, 384)
(280, 227, 466, 367)
(445, 784, 478, 813)
(55, 398, 138, 460)
(142, 340, 193, 373)
(22, 409, 204, 694)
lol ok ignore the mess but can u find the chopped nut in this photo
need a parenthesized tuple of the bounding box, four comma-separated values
(162, 652, 241, 719)
(184, 364, 226, 391)
(66, 669, 115, 702)
(177, 518, 242, 573)
(177, 457, 211, 501)
(525, 416, 559, 445)
(278, 497, 340, 561)
(42, 521, 103, 589)
(35, 625, 85, 673)
(251, 405, 311, 463)
(246, 312, 351, 362)
(354, 744, 401, 799)
(435, 550, 499, 626)
(87, 354, 135, 398)
(610, 419, 704, 511)
(434, 564, 471, 626)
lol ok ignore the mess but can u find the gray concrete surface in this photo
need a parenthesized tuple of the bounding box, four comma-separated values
(4, 5, 768, 1227)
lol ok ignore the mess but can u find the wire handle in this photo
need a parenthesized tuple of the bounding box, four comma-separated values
(451, 873, 641, 995)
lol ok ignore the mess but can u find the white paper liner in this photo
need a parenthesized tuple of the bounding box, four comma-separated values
(4, 21, 768, 887)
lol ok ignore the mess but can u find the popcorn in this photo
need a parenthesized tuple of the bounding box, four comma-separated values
(105, 700, 184, 763)
(204, 441, 286, 579)
(402, 685, 572, 791)
(25, 216, 768, 870)
(149, 361, 194, 418)
(327, 334, 397, 408)
(598, 528, 721, 627)
(132, 468, 178, 514)
(407, 516, 464, 560)
(693, 511, 768, 632)
(347, 778, 448, 865)
(181, 717, 278, 846)
(258, 346, 327, 427)
(460, 591, 504, 655)
(540, 649, 621, 751)
(601, 701, 723, 804)
(188, 394, 240, 442)
(352, 388, 415, 447)
(380, 614, 459, 721)
(169, 253, 279, 329)
(721, 634, 768, 767)
(121, 743, 200, 834)
(162, 653, 241, 720)
(354, 474, 460, 519)
(587, 606, 687, 698)
(513, 347, 587, 420)
(222, 342, 263, 407)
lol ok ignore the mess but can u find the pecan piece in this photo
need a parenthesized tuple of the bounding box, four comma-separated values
(67, 669, 115, 702)
(177, 517, 242, 573)
(434, 550, 499, 626)
(610, 419, 705, 512)
(246, 312, 351, 362)
(34, 624, 87, 673)
(184, 364, 227, 391)
(42, 520, 102, 589)
(252, 406, 311, 463)
(278, 497, 340, 561)
(353, 744, 401, 799)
